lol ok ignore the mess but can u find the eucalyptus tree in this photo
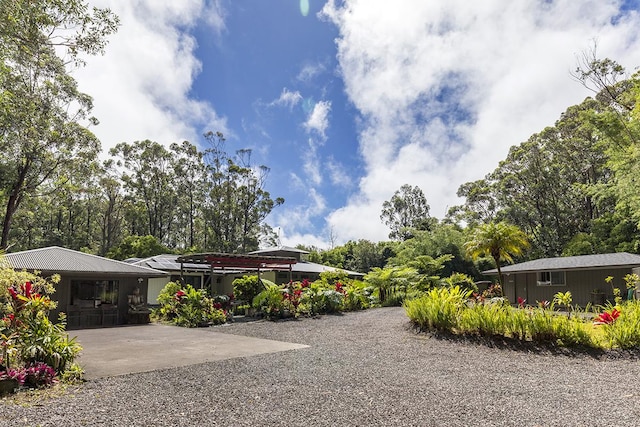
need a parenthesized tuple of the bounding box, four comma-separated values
(202, 131, 284, 253)
(380, 184, 432, 240)
(110, 140, 178, 244)
(0, 0, 118, 249)
(170, 141, 208, 250)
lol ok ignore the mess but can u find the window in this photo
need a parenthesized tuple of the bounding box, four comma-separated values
(536, 271, 566, 286)
(71, 280, 119, 306)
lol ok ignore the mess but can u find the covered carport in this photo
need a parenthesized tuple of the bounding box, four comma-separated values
(176, 252, 297, 295)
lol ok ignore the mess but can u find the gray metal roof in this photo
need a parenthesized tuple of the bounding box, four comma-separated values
(5, 246, 167, 276)
(292, 261, 364, 277)
(483, 252, 640, 275)
(249, 246, 310, 255)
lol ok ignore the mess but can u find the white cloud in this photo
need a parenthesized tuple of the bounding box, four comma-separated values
(76, 1, 228, 154)
(270, 88, 304, 110)
(326, 157, 354, 188)
(270, 188, 327, 242)
(297, 62, 326, 82)
(304, 100, 332, 138)
(321, 0, 640, 243)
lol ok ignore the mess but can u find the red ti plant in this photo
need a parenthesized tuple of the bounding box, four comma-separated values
(174, 289, 186, 301)
(335, 282, 346, 295)
(517, 297, 526, 308)
(593, 308, 621, 325)
(537, 300, 550, 309)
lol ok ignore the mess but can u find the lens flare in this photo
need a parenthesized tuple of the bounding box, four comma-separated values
(300, 0, 310, 17)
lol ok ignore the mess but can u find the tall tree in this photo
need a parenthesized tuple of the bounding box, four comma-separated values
(170, 141, 207, 250)
(202, 131, 284, 253)
(0, 0, 119, 249)
(464, 221, 529, 288)
(110, 140, 177, 244)
(380, 184, 431, 240)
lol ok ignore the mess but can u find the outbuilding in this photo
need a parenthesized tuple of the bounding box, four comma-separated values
(5, 246, 167, 329)
(483, 252, 640, 306)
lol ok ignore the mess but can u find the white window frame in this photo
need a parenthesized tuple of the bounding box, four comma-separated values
(536, 271, 566, 286)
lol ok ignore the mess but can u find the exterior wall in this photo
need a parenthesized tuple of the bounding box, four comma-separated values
(50, 273, 155, 329)
(147, 276, 171, 305)
(505, 268, 632, 307)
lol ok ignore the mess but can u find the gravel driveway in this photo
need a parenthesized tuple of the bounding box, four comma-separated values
(2, 307, 640, 426)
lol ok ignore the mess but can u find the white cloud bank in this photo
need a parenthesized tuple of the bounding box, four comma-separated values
(76, 1, 227, 154)
(320, 0, 640, 243)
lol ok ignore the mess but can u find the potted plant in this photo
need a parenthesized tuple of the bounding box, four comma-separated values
(590, 288, 605, 305)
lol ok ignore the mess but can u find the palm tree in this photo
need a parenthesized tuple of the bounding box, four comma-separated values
(464, 221, 529, 289)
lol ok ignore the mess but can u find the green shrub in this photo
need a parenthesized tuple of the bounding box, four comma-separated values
(154, 282, 227, 327)
(342, 281, 370, 311)
(404, 286, 471, 332)
(458, 301, 509, 337)
(0, 268, 81, 377)
(232, 275, 265, 304)
(443, 273, 478, 294)
(253, 285, 285, 319)
(599, 301, 640, 349)
(17, 312, 81, 373)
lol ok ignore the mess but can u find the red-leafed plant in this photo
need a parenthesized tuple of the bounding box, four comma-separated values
(594, 308, 621, 325)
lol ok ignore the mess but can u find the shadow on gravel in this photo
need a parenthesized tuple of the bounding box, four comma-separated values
(405, 322, 640, 361)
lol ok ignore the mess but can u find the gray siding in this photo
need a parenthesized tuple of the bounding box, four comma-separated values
(504, 268, 631, 306)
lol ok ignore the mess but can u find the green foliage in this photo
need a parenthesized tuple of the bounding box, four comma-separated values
(16, 313, 81, 373)
(464, 221, 529, 286)
(341, 281, 373, 312)
(407, 287, 598, 348)
(380, 184, 432, 240)
(253, 285, 286, 319)
(60, 362, 85, 384)
(106, 235, 172, 260)
(154, 282, 227, 327)
(553, 291, 573, 314)
(0, 265, 81, 388)
(443, 272, 478, 294)
(0, 0, 119, 250)
(458, 302, 509, 337)
(252, 279, 372, 319)
(364, 266, 417, 304)
(599, 301, 640, 349)
(232, 275, 264, 304)
(404, 286, 471, 332)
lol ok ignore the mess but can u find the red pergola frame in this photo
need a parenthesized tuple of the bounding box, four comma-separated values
(176, 252, 298, 287)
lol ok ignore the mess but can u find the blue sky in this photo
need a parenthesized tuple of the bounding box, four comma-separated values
(78, 0, 640, 248)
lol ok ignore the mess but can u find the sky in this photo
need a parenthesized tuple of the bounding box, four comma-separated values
(76, 0, 640, 249)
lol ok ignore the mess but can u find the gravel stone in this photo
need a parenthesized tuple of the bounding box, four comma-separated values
(2, 307, 639, 426)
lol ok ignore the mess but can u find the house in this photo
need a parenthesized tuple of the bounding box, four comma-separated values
(483, 252, 640, 306)
(134, 247, 365, 305)
(129, 254, 248, 305)
(5, 247, 167, 329)
(248, 246, 365, 284)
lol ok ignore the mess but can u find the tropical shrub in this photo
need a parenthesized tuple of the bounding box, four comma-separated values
(407, 286, 600, 348)
(154, 282, 227, 327)
(458, 300, 509, 337)
(0, 263, 82, 392)
(404, 286, 471, 332)
(233, 275, 265, 304)
(596, 302, 640, 349)
(253, 284, 286, 319)
(342, 281, 372, 312)
(443, 273, 478, 294)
